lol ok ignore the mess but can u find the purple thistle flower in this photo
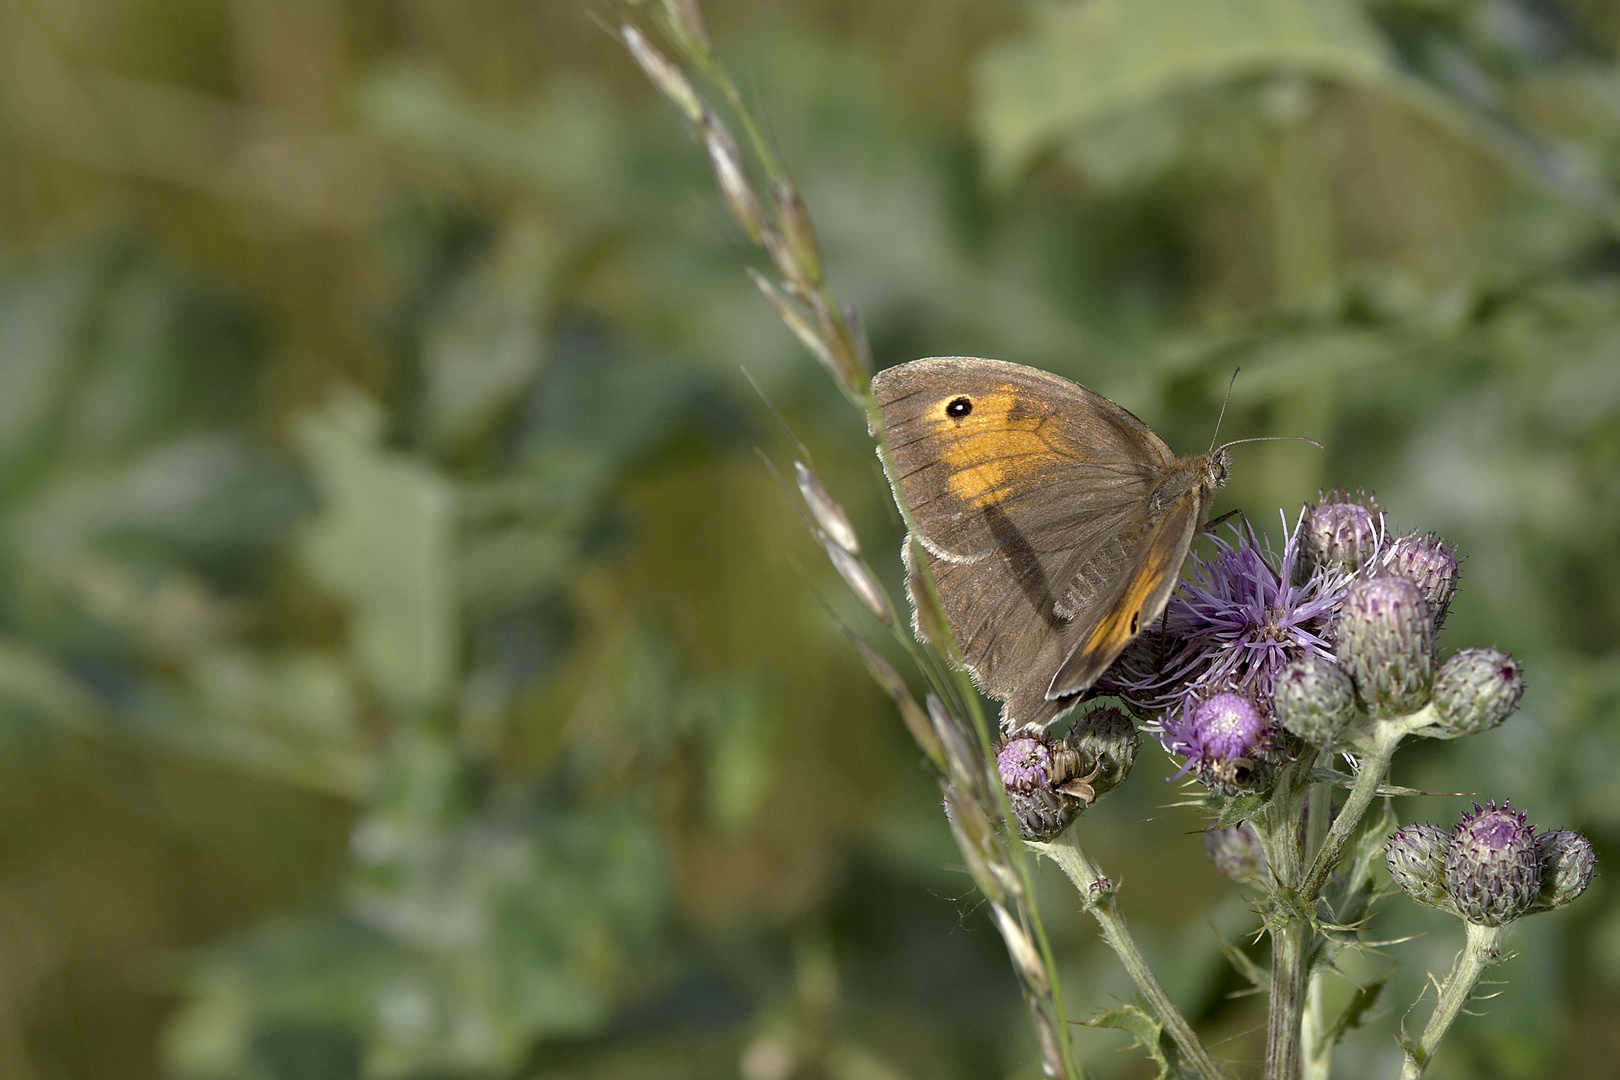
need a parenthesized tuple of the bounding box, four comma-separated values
(1103, 512, 1352, 718)
(995, 730, 1097, 840)
(1157, 691, 1280, 794)
(997, 734, 1058, 793)
(1162, 692, 1266, 763)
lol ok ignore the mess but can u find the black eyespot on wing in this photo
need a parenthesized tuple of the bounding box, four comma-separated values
(945, 396, 972, 418)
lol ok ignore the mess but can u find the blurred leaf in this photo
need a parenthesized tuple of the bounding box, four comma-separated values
(1321, 969, 1389, 1050)
(14, 434, 302, 574)
(0, 244, 257, 490)
(170, 761, 669, 1079)
(356, 68, 625, 211)
(1215, 928, 1269, 988)
(419, 224, 557, 458)
(694, 676, 777, 835)
(973, 0, 1392, 184)
(295, 393, 457, 710)
(0, 638, 104, 737)
(181, 649, 369, 794)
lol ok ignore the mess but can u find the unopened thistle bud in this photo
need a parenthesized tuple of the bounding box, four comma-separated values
(1273, 653, 1358, 745)
(1382, 530, 1461, 629)
(1445, 802, 1541, 927)
(1162, 692, 1278, 796)
(1302, 491, 1381, 573)
(1428, 647, 1523, 739)
(1528, 829, 1597, 915)
(1386, 822, 1456, 913)
(997, 730, 1093, 841)
(1207, 821, 1269, 885)
(1336, 574, 1433, 717)
(1070, 705, 1139, 799)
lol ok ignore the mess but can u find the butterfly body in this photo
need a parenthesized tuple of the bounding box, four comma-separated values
(871, 356, 1229, 730)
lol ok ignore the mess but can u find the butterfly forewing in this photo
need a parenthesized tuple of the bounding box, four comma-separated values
(873, 357, 1174, 563)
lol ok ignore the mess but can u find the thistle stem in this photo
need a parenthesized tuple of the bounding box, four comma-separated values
(1400, 921, 1506, 1079)
(1301, 969, 1330, 1080)
(1266, 916, 1310, 1080)
(1034, 833, 1229, 1080)
(1300, 755, 1333, 1080)
(1256, 763, 1311, 1080)
(1301, 719, 1411, 900)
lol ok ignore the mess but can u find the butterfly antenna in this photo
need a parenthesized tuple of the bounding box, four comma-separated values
(1208, 368, 1241, 453)
(1208, 371, 1326, 452)
(1218, 435, 1326, 451)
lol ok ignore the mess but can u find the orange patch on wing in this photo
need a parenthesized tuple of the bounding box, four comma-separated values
(1076, 544, 1175, 658)
(936, 389, 1059, 506)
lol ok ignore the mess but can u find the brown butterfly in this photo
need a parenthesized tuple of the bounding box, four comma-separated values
(871, 356, 1231, 731)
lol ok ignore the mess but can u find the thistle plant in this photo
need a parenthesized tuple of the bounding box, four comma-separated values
(616, 5, 1595, 1078)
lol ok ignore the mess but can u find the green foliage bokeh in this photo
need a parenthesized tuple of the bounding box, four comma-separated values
(1, 1, 1619, 1078)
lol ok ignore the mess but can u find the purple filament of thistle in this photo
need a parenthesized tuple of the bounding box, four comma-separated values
(1106, 511, 1351, 716)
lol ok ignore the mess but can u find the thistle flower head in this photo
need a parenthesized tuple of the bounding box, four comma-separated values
(997, 730, 1094, 841)
(1428, 647, 1523, 739)
(1273, 652, 1357, 747)
(1207, 820, 1270, 885)
(1386, 822, 1456, 913)
(1104, 514, 1349, 719)
(1336, 572, 1434, 717)
(1158, 691, 1279, 795)
(1382, 530, 1461, 628)
(1529, 829, 1597, 914)
(998, 733, 1064, 794)
(1301, 490, 1382, 574)
(1445, 801, 1541, 927)
(1069, 705, 1139, 800)
(1388, 805, 1595, 925)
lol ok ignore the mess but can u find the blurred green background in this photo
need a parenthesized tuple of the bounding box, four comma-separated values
(2, 0, 1619, 1077)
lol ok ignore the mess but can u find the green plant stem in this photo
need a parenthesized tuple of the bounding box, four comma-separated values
(1301, 969, 1330, 1080)
(1301, 718, 1414, 900)
(1304, 755, 1331, 882)
(1034, 833, 1229, 1080)
(1256, 763, 1311, 1080)
(1274, 712, 1430, 1076)
(1295, 750, 1334, 1079)
(1300, 753, 1333, 1079)
(1267, 915, 1310, 1080)
(1401, 921, 1507, 1079)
